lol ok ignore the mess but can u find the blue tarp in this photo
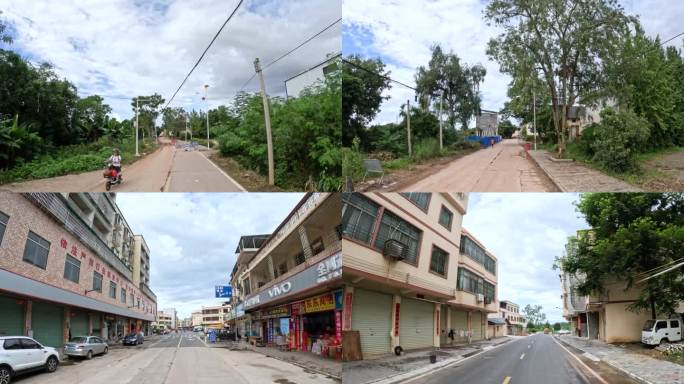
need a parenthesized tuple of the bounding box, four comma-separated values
(466, 135, 502, 147)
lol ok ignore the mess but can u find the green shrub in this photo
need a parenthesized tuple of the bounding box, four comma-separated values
(341, 137, 364, 181)
(413, 138, 441, 161)
(577, 123, 598, 156)
(590, 108, 650, 173)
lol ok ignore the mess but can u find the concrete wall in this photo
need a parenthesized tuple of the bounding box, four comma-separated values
(604, 303, 651, 343)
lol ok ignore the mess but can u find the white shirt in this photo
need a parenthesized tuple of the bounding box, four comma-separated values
(109, 155, 121, 167)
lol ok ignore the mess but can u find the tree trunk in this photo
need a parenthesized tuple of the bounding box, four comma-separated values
(650, 294, 656, 320)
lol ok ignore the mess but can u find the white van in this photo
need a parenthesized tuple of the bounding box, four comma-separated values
(641, 318, 682, 346)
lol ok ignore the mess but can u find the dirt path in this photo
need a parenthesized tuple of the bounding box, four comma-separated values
(0, 144, 245, 192)
(640, 150, 684, 191)
(399, 139, 557, 192)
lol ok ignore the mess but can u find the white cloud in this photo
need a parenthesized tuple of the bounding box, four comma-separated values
(0, 0, 341, 118)
(463, 193, 588, 323)
(115, 192, 304, 319)
(343, 0, 684, 125)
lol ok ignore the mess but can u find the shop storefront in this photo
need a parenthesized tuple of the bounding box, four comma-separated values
(252, 305, 290, 346)
(289, 290, 343, 356)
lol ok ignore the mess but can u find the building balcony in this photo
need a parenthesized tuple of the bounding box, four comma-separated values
(446, 192, 468, 214)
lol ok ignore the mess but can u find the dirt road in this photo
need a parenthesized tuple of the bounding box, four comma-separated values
(402, 139, 557, 192)
(0, 145, 245, 193)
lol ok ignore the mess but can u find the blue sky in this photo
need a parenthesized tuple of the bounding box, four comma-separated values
(464, 193, 587, 323)
(115, 192, 304, 319)
(343, 0, 684, 125)
(0, 0, 341, 119)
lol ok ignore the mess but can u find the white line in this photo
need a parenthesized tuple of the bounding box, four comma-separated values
(197, 151, 247, 192)
(177, 333, 183, 348)
(520, 353, 525, 360)
(552, 337, 609, 384)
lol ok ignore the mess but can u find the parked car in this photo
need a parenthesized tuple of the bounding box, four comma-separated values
(557, 329, 571, 335)
(64, 336, 108, 360)
(642, 318, 682, 346)
(0, 336, 60, 384)
(122, 333, 144, 346)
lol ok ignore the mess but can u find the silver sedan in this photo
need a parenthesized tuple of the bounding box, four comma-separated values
(64, 336, 108, 359)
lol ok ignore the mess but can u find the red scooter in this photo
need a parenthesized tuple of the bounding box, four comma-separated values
(103, 163, 123, 191)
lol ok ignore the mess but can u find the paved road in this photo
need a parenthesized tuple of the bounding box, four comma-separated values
(402, 139, 557, 192)
(1, 142, 245, 193)
(13, 332, 334, 384)
(412, 334, 635, 384)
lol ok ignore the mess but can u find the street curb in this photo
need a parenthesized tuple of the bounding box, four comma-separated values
(554, 337, 655, 384)
(525, 149, 567, 192)
(364, 338, 514, 384)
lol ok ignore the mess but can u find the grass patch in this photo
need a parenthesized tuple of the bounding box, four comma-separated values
(208, 154, 284, 192)
(0, 138, 156, 184)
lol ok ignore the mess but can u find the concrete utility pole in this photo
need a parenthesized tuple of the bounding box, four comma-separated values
(407, 99, 412, 157)
(438, 93, 444, 151)
(135, 98, 140, 156)
(533, 90, 537, 151)
(185, 116, 188, 142)
(204, 84, 210, 150)
(254, 58, 275, 186)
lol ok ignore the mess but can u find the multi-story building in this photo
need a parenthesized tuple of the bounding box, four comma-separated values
(201, 303, 232, 329)
(156, 309, 175, 329)
(494, 300, 525, 335)
(341, 193, 498, 359)
(0, 193, 157, 350)
(191, 311, 203, 327)
(233, 193, 342, 353)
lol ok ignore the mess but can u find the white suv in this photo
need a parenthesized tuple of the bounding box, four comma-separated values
(0, 336, 60, 384)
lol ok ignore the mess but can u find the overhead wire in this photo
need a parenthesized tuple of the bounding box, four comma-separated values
(341, 58, 416, 90)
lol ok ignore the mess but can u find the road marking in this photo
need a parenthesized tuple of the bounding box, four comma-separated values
(520, 353, 525, 360)
(177, 333, 183, 348)
(502, 377, 511, 384)
(196, 151, 247, 192)
(552, 337, 609, 384)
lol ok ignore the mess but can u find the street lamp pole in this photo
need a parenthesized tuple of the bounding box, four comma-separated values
(204, 84, 210, 150)
(533, 90, 537, 151)
(135, 98, 140, 156)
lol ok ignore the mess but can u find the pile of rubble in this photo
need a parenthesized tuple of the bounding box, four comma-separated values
(655, 341, 684, 356)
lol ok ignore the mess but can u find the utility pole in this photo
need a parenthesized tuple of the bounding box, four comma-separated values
(254, 58, 275, 186)
(185, 116, 188, 142)
(438, 93, 443, 151)
(135, 98, 140, 156)
(407, 99, 412, 157)
(204, 84, 210, 150)
(533, 90, 537, 151)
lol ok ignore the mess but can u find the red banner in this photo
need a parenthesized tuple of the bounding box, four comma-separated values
(394, 303, 400, 336)
(343, 292, 353, 330)
(335, 310, 342, 341)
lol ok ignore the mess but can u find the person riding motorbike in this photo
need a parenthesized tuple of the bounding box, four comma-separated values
(107, 149, 122, 178)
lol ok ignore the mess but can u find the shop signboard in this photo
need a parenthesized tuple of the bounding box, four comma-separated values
(235, 303, 245, 318)
(268, 318, 274, 343)
(301, 290, 344, 314)
(215, 285, 232, 298)
(335, 311, 342, 341)
(243, 252, 342, 310)
(280, 318, 289, 335)
(259, 305, 290, 319)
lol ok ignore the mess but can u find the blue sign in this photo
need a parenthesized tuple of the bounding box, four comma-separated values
(208, 329, 217, 343)
(215, 285, 232, 298)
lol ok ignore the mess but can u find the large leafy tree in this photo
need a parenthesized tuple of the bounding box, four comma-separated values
(415, 45, 486, 130)
(72, 95, 112, 142)
(561, 193, 684, 318)
(522, 304, 547, 326)
(0, 11, 12, 44)
(131, 94, 165, 139)
(485, 0, 634, 156)
(342, 55, 391, 148)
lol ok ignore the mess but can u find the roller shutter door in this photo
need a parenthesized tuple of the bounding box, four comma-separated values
(439, 306, 447, 345)
(32, 301, 64, 348)
(472, 311, 484, 341)
(450, 309, 468, 343)
(351, 289, 392, 357)
(70, 311, 89, 338)
(0, 295, 24, 336)
(399, 298, 434, 350)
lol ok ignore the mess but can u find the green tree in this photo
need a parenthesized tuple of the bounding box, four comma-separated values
(522, 304, 547, 326)
(72, 95, 112, 142)
(561, 193, 684, 318)
(498, 119, 516, 139)
(485, 0, 633, 157)
(131, 94, 165, 140)
(553, 322, 561, 331)
(161, 107, 187, 139)
(415, 44, 486, 130)
(342, 55, 392, 148)
(0, 11, 12, 44)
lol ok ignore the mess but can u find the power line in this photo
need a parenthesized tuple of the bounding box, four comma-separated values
(163, 0, 244, 110)
(341, 58, 416, 91)
(239, 17, 342, 92)
(661, 31, 684, 46)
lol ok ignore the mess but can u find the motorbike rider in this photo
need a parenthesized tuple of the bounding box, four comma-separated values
(107, 149, 122, 177)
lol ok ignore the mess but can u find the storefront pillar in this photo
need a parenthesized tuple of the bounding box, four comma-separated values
(24, 300, 32, 337)
(390, 295, 401, 350)
(63, 307, 71, 344)
(342, 286, 354, 331)
(88, 314, 93, 336)
(433, 303, 440, 348)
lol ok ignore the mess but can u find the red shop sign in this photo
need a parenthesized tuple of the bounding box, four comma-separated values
(343, 292, 353, 330)
(335, 310, 342, 341)
(394, 303, 400, 336)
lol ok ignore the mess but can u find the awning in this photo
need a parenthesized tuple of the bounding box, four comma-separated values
(488, 317, 506, 325)
(0, 268, 154, 322)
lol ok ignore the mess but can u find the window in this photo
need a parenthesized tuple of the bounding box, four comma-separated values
(121, 288, 127, 303)
(460, 235, 496, 275)
(0, 211, 8, 245)
(429, 246, 449, 277)
(400, 192, 431, 211)
(277, 262, 287, 277)
(109, 282, 117, 299)
(294, 251, 306, 266)
(438, 206, 453, 230)
(3, 338, 21, 350)
(243, 278, 251, 295)
(484, 281, 495, 304)
(137, 298, 140, 308)
(20, 338, 40, 349)
(671, 320, 680, 329)
(374, 210, 422, 265)
(457, 267, 494, 303)
(129, 292, 134, 304)
(23, 231, 50, 269)
(310, 237, 325, 255)
(63, 254, 81, 283)
(92, 272, 103, 292)
(655, 321, 667, 331)
(342, 193, 379, 244)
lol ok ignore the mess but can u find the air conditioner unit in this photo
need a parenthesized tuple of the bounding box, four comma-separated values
(476, 294, 484, 303)
(383, 239, 407, 261)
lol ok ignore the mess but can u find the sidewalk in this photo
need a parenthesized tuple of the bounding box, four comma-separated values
(527, 149, 642, 192)
(342, 336, 515, 384)
(557, 335, 683, 384)
(205, 340, 342, 380)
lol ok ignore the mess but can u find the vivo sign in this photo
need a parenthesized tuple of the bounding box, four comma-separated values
(243, 252, 341, 310)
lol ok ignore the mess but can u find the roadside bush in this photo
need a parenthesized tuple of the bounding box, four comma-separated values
(341, 137, 364, 182)
(590, 108, 650, 173)
(577, 123, 598, 156)
(413, 138, 441, 161)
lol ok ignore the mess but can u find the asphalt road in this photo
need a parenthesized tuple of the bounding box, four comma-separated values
(412, 334, 636, 384)
(13, 332, 333, 384)
(1, 141, 245, 193)
(402, 139, 557, 192)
